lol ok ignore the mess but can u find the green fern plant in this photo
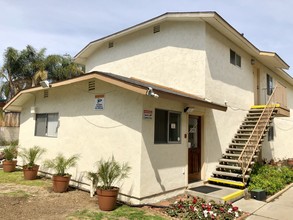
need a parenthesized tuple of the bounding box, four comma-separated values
(44, 153, 79, 176)
(88, 156, 131, 190)
(19, 146, 46, 168)
(3, 144, 18, 161)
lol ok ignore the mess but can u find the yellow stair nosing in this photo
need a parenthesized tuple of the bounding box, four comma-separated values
(251, 104, 280, 109)
(208, 178, 245, 187)
(222, 190, 244, 202)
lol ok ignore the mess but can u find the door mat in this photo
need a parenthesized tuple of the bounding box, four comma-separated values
(189, 185, 221, 194)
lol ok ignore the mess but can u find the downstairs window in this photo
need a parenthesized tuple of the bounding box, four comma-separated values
(35, 113, 59, 137)
(154, 109, 181, 144)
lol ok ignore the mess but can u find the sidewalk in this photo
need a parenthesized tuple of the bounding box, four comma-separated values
(234, 186, 293, 220)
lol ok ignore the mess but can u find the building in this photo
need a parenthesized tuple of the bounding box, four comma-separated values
(4, 12, 292, 204)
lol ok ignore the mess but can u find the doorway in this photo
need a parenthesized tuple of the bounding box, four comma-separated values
(188, 115, 201, 183)
(254, 67, 261, 105)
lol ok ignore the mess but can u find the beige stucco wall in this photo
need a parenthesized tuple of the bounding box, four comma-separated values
(258, 65, 293, 161)
(86, 21, 206, 97)
(140, 95, 187, 199)
(19, 80, 144, 201)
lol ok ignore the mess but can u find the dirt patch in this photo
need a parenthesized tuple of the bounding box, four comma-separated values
(0, 183, 174, 220)
(0, 183, 98, 220)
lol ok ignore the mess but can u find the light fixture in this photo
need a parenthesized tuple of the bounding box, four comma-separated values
(251, 58, 256, 65)
(40, 80, 51, 88)
(146, 87, 159, 98)
(184, 107, 195, 113)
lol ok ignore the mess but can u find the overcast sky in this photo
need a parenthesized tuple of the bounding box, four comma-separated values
(1, 0, 292, 75)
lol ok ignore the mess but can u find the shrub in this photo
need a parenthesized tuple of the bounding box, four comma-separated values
(248, 164, 293, 195)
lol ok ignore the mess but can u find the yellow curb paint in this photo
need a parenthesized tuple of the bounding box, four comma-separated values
(208, 178, 245, 187)
(251, 104, 280, 109)
(222, 190, 244, 202)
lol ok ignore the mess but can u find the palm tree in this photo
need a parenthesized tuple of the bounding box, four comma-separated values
(0, 45, 84, 100)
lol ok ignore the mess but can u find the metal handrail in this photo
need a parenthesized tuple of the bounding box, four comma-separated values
(238, 86, 278, 183)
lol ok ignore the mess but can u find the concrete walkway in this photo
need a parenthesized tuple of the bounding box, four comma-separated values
(234, 186, 293, 220)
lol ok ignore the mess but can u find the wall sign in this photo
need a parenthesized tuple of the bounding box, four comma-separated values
(95, 95, 105, 110)
(144, 110, 152, 119)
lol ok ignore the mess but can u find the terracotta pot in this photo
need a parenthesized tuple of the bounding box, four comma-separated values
(23, 165, 39, 180)
(3, 160, 17, 172)
(52, 175, 71, 193)
(97, 187, 119, 211)
(288, 158, 293, 166)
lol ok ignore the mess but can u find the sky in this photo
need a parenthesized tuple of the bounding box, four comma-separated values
(0, 0, 293, 75)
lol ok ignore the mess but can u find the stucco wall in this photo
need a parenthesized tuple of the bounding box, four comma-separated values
(86, 21, 206, 97)
(140, 95, 187, 199)
(19, 80, 143, 200)
(258, 65, 293, 161)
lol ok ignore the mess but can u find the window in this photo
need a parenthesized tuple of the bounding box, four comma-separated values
(267, 74, 273, 95)
(35, 113, 59, 137)
(230, 49, 241, 67)
(268, 125, 274, 141)
(154, 109, 181, 144)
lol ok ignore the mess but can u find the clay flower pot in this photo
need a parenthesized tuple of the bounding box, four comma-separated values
(97, 187, 119, 211)
(52, 175, 71, 193)
(23, 165, 40, 180)
(3, 160, 17, 172)
(287, 158, 293, 166)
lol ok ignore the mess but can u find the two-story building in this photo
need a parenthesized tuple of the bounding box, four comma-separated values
(4, 12, 292, 204)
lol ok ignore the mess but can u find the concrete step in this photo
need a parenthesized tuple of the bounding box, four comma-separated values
(216, 164, 242, 170)
(212, 171, 250, 179)
(208, 177, 245, 188)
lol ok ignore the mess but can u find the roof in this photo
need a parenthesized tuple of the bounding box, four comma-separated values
(3, 71, 227, 112)
(74, 12, 290, 72)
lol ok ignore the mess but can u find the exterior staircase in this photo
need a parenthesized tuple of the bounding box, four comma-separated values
(209, 87, 280, 188)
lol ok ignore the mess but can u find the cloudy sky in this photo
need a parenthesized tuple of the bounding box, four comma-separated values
(1, 0, 292, 75)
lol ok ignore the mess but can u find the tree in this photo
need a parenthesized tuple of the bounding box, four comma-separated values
(0, 45, 84, 100)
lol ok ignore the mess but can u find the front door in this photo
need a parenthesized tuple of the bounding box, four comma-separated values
(254, 67, 261, 105)
(188, 116, 201, 183)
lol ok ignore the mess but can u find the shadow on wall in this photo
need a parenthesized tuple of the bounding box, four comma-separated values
(204, 110, 223, 177)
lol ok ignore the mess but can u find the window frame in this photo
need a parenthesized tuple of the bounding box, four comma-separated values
(266, 74, 273, 96)
(268, 125, 274, 142)
(154, 109, 181, 144)
(230, 49, 241, 67)
(35, 113, 59, 138)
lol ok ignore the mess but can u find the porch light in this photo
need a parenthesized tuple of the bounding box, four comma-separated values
(146, 87, 159, 98)
(184, 107, 194, 113)
(40, 80, 51, 88)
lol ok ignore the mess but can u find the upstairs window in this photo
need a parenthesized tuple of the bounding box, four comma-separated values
(268, 125, 274, 141)
(154, 109, 181, 144)
(267, 74, 273, 95)
(35, 113, 59, 137)
(230, 49, 241, 67)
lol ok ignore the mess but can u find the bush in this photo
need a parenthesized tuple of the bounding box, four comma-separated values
(248, 164, 293, 195)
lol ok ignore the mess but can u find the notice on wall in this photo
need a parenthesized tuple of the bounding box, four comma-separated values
(143, 110, 152, 119)
(95, 95, 105, 110)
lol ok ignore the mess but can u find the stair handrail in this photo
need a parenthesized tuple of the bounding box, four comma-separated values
(238, 86, 279, 183)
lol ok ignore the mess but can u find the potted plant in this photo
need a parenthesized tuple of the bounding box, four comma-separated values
(19, 146, 46, 180)
(44, 153, 79, 193)
(88, 156, 131, 211)
(2, 144, 18, 172)
(287, 158, 293, 166)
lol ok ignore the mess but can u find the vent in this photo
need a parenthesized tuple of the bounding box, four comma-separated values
(108, 42, 114, 48)
(44, 90, 49, 98)
(153, 25, 160, 33)
(88, 80, 95, 91)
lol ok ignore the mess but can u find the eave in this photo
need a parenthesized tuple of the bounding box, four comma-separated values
(3, 71, 227, 112)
